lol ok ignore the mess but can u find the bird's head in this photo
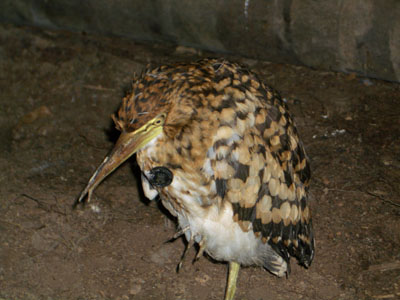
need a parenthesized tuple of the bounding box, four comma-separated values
(76, 64, 201, 204)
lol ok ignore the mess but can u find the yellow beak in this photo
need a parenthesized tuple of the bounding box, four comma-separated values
(77, 124, 162, 204)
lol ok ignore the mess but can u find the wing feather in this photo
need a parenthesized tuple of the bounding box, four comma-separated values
(208, 62, 314, 271)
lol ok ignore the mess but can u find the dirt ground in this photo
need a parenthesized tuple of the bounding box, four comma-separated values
(0, 24, 399, 300)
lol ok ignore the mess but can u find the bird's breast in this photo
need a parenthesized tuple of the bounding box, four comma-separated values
(137, 141, 260, 264)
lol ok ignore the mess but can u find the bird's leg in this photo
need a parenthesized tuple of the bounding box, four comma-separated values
(165, 225, 190, 244)
(224, 261, 240, 300)
(173, 225, 190, 239)
(193, 237, 206, 262)
(177, 235, 193, 272)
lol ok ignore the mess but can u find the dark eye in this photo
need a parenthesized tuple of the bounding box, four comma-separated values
(155, 119, 162, 125)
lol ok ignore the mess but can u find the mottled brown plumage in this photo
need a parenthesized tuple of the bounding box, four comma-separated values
(77, 59, 314, 300)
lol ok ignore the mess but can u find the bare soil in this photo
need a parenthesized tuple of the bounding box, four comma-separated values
(0, 24, 399, 300)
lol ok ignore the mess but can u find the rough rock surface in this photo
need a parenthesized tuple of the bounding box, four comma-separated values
(0, 0, 399, 82)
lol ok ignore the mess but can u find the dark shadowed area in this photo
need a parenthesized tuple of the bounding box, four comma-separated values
(0, 25, 399, 300)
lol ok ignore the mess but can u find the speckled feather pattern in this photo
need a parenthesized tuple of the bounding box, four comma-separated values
(116, 59, 314, 276)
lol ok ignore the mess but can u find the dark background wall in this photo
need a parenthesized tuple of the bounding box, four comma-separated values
(1, 0, 399, 82)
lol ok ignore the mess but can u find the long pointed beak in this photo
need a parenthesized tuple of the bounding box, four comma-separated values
(76, 128, 158, 204)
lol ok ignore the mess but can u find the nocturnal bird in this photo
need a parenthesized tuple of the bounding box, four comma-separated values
(77, 59, 315, 300)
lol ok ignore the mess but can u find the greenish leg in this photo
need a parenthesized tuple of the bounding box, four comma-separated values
(225, 261, 240, 300)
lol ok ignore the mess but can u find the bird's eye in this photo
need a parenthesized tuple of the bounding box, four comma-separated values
(155, 119, 162, 125)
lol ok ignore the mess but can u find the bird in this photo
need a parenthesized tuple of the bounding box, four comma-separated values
(76, 58, 315, 300)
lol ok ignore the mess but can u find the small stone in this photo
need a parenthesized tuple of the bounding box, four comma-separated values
(174, 45, 200, 55)
(362, 78, 373, 86)
(90, 204, 101, 213)
(129, 284, 142, 295)
(195, 273, 211, 285)
(346, 73, 357, 81)
(322, 177, 330, 185)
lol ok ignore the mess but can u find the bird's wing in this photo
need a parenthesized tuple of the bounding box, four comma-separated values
(208, 77, 314, 270)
